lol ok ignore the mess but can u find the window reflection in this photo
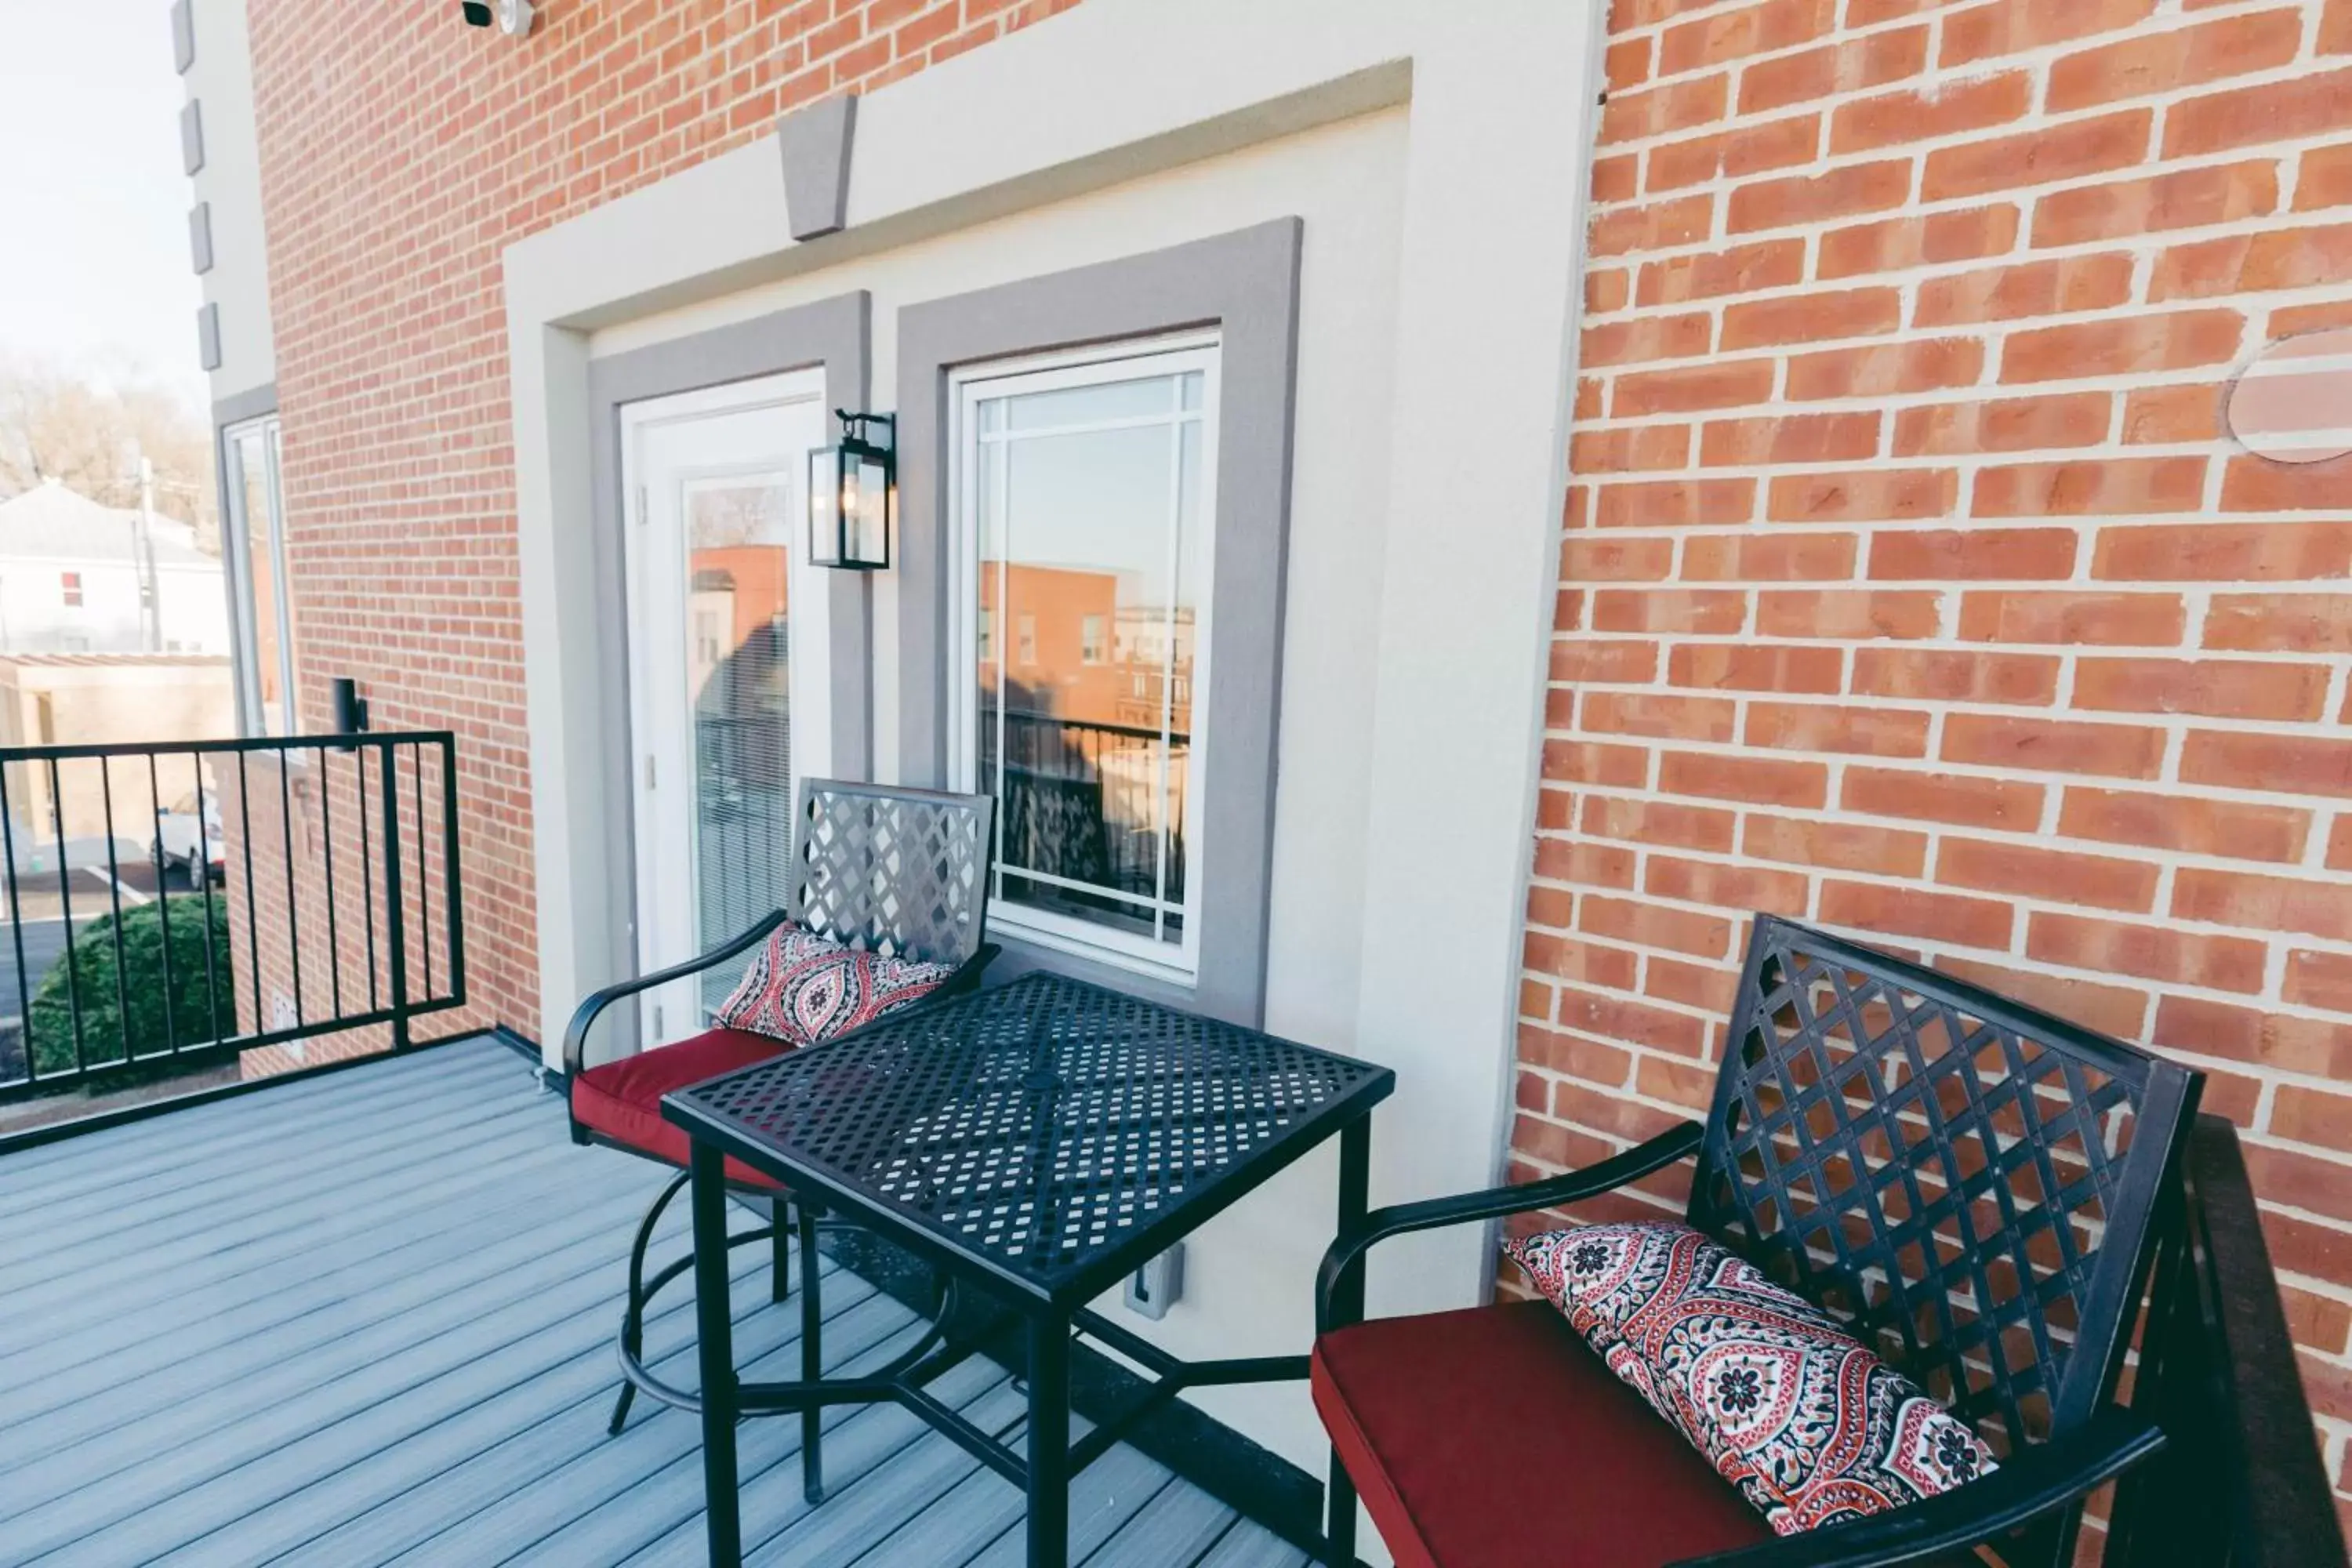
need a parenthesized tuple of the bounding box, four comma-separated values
(684, 478, 793, 1010)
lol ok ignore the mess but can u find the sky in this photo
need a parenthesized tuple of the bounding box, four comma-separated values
(0, 0, 207, 407)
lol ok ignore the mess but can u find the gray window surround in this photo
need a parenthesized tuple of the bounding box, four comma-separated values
(584, 290, 873, 1040)
(196, 302, 222, 371)
(170, 0, 194, 73)
(895, 219, 1302, 1028)
(190, 203, 214, 275)
(180, 101, 204, 176)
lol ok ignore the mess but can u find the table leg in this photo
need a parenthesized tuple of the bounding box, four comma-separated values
(1325, 1114, 1370, 1567)
(1025, 1310, 1071, 1568)
(799, 1197, 826, 1504)
(691, 1139, 743, 1568)
(770, 1198, 791, 1305)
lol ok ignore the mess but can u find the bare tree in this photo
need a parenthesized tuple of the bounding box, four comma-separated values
(0, 356, 219, 552)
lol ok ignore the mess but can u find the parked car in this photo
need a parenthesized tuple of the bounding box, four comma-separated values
(154, 791, 225, 884)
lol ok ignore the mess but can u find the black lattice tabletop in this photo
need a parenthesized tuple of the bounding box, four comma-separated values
(663, 973, 1392, 1303)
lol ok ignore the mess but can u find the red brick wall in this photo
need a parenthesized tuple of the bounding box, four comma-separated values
(243, 0, 1086, 1040)
(1520, 0, 2352, 1527)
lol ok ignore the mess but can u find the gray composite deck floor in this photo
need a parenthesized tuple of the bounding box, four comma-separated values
(0, 1040, 1312, 1568)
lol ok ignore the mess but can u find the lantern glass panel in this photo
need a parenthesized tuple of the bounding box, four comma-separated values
(848, 448, 891, 565)
(807, 445, 842, 566)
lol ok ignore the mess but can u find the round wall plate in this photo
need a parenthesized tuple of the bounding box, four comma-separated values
(2227, 328, 2352, 466)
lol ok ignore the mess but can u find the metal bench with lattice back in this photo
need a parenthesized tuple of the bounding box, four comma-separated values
(561, 778, 995, 1503)
(1309, 914, 2204, 1568)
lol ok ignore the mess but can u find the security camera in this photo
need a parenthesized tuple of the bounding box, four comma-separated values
(460, 0, 533, 35)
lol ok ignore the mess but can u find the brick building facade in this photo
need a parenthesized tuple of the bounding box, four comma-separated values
(180, 0, 2349, 1538)
(1516, 0, 2352, 1532)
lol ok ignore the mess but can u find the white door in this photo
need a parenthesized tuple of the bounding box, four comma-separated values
(619, 372, 829, 1047)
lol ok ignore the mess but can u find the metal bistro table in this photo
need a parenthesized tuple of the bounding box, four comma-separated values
(660, 971, 1395, 1568)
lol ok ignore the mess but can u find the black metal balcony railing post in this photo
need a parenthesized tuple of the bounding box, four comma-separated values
(0, 763, 29, 1049)
(145, 753, 178, 1059)
(440, 735, 466, 1006)
(381, 735, 408, 1055)
(0, 731, 466, 1105)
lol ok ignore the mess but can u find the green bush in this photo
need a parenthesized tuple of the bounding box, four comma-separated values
(29, 898, 237, 1077)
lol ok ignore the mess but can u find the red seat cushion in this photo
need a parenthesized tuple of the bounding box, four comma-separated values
(572, 1027, 794, 1189)
(1312, 1299, 1773, 1568)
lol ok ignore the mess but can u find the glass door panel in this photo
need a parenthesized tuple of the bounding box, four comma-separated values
(684, 475, 794, 1014)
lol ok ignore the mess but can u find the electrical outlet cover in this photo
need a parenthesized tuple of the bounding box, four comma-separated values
(1123, 1243, 1185, 1321)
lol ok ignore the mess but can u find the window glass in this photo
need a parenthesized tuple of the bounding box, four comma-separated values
(224, 419, 296, 735)
(960, 346, 1214, 971)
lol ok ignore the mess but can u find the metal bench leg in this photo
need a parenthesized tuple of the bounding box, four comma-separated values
(612, 1169, 688, 1436)
(771, 1197, 792, 1304)
(1325, 1460, 1357, 1566)
(800, 1199, 826, 1504)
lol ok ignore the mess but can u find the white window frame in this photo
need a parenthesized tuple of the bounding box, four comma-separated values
(947, 332, 1221, 985)
(223, 414, 297, 736)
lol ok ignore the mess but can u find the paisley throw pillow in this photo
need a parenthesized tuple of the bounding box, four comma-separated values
(1504, 1221, 1998, 1537)
(714, 920, 956, 1048)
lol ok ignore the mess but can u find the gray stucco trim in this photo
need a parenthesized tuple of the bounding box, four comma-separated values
(212, 381, 279, 432)
(585, 291, 873, 1021)
(190, 204, 214, 275)
(170, 0, 194, 72)
(210, 383, 280, 738)
(195, 303, 223, 372)
(895, 218, 1303, 1028)
(180, 101, 204, 176)
(779, 94, 857, 242)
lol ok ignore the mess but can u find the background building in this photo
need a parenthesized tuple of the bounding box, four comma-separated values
(0, 479, 227, 655)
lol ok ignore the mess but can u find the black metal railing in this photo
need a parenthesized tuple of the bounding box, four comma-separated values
(0, 731, 464, 1104)
(984, 713, 1188, 908)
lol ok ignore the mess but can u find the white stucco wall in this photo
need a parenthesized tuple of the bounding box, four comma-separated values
(506, 0, 1602, 1490)
(592, 108, 1410, 1460)
(183, 0, 276, 401)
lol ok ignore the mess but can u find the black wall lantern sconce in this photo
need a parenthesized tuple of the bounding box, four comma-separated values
(808, 410, 895, 571)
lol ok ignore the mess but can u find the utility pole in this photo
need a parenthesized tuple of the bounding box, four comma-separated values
(136, 456, 162, 652)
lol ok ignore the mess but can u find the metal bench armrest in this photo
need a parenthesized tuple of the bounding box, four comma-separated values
(1314, 1121, 1703, 1332)
(562, 924, 1000, 1082)
(560, 909, 793, 1083)
(1671, 1408, 2165, 1568)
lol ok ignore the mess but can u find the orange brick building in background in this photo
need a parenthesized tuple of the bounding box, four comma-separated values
(181, 0, 2352, 1532)
(1517, 0, 2352, 1530)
